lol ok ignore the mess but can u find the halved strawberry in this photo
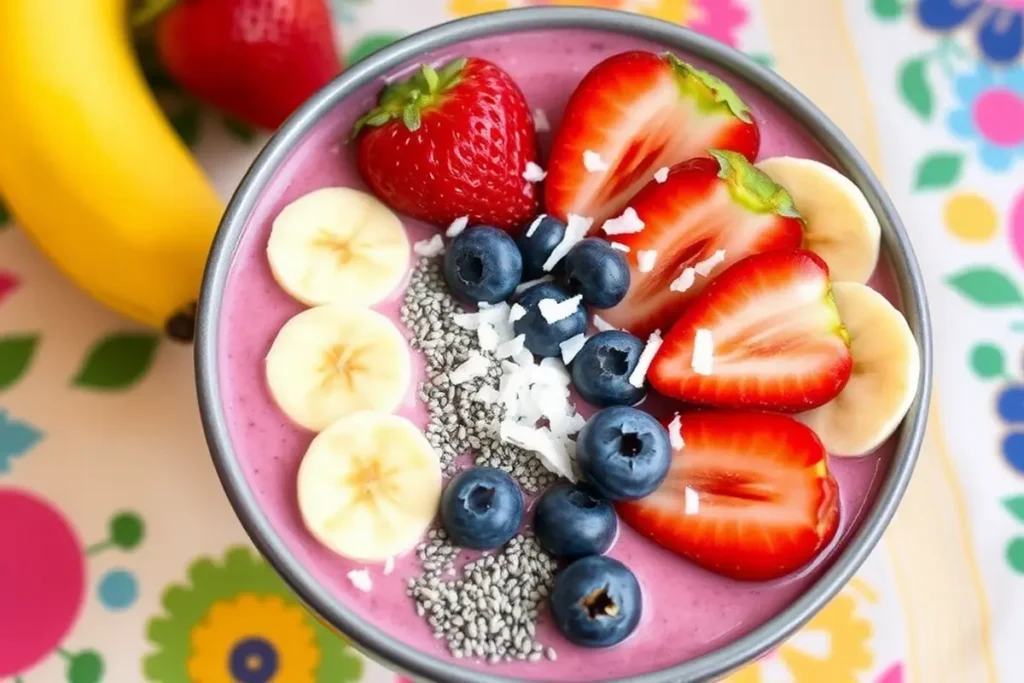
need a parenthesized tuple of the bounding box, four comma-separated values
(648, 249, 853, 412)
(617, 411, 840, 582)
(600, 150, 804, 338)
(545, 51, 760, 226)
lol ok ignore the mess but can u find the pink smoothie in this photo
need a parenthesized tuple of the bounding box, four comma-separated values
(218, 29, 899, 681)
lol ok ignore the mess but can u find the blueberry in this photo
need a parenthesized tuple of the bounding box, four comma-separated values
(513, 282, 587, 358)
(571, 331, 647, 407)
(516, 215, 567, 279)
(444, 226, 523, 304)
(441, 467, 524, 550)
(534, 483, 617, 560)
(576, 406, 672, 501)
(550, 555, 642, 648)
(563, 238, 630, 308)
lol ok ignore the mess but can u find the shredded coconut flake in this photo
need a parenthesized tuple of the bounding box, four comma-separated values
(413, 234, 444, 257)
(637, 250, 658, 273)
(628, 329, 663, 388)
(583, 150, 611, 173)
(347, 569, 372, 592)
(536, 357, 572, 386)
(684, 487, 700, 515)
(523, 161, 547, 183)
(495, 334, 527, 360)
(515, 275, 554, 294)
(610, 242, 630, 253)
(559, 333, 587, 364)
(526, 214, 546, 238)
(602, 207, 645, 236)
(669, 267, 697, 293)
(445, 215, 469, 238)
(474, 385, 500, 405)
(592, 315, 616, 332)
(477, 323, 500, 351)
(499, 421, 577, 482)
(694, 249, 726, 277)
(692, 329, 714, 376)
(654, 166, 670, 183)
(449, 352, 490, 384)
(533, 108, 551, 132)
(509, 303, 527, 324)
(668, 413, 685, 450)
(542, 214, 592, 271)
(383, 557, 395, 575)
(538, 295, 583, 324)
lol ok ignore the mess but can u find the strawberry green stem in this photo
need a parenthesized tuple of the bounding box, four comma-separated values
(132, 0, 179, 27)
(709, 149, 802, 220)
(350, 57, 468, 140)
(664, 53, 753, 123)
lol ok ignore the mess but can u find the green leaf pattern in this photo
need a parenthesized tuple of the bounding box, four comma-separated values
(915, 152, 964, 190)
(898, 58, 933, 120)
(73, 333, 160, 390)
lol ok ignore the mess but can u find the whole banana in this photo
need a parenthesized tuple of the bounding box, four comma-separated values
(0, 0, 223, 340)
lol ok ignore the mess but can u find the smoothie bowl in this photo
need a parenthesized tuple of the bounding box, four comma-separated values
(195, 7, 932, 683)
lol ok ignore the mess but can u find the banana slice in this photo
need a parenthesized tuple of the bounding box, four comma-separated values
(756, 157, 881, 283)
(267, 187, 409, 307)
(298, 412, 442, 562)
(266, 305, 411, 431)
(797, 282, 920, 456)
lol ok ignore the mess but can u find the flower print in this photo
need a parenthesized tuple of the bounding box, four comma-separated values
(916, 0, 1024, 63)
(947, 64, 1024, 172)
(144, 547, 363, 683)
(724, 591, 874, 683)
(448, 0, 750, 48)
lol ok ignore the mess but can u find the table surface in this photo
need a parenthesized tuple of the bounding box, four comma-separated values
(2, 1, 1022, 682)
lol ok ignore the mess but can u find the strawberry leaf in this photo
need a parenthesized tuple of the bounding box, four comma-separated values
(947, 267, 1023, 306)
(0, 411, 42, 474)
(914, 152, 963, 190)
(223, 116, 256, 143)
(0, 199, 8, 228)
(899, 58, 933, 120)
(0, 335, 39, 390)
(402, 103, 422, 131)
(422, 65, 440, 94)
(73, 333, 160, 390)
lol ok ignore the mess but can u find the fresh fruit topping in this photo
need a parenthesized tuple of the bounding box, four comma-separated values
(513, 282, 588, 358)
(600, 150, 804, 337)
(616, 411, 840, 582)
(543, 214, 594, 272)
(796, 282, 921, 456)
(155, 0, 342, 130)
(545, 51, 760, 226)
(443, 226, 523, 304)
(297, 412, 441, 562)
(570, 331, 648, 407)
(267, 188, 409, 307)
(441, 467, 524, 550)
(648, 250, 852, 412)
(265, 305, 410, 431)
(353, 57, 538, 230)
(563, 239, 630, 309)
(534, 482, 618, 560)
(517, 215, 567, 279)
(576, 406, 672, 501)
(756, 157, 882, 284)
(551, 555, 642, 648)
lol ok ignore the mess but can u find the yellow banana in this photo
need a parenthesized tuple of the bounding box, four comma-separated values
(0, 0, 223, 339)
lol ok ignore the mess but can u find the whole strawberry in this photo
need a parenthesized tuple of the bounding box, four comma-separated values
(155, 0, 342, 130)
(352, 57, 539, 231)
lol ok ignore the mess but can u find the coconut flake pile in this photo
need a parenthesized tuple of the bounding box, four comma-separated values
(692, 329, 714, 376)
(533, 108, 551, 132)
(583, 150, 611, 172)
(669, 267, 696, 293)
(628, 329, 663, 388)
(592, 315, 616, 332)
(446, 215, 469, 238)
(413, 234, 445, 257)
(637, 250, 658, 273)
(602, 207, 645, 236)
(543, 214, 592, 271)
(538, 295, 582, 324)
(449, 351, 491, 385)
(523, 161, 547, 183)
(654, 166, 670, 183)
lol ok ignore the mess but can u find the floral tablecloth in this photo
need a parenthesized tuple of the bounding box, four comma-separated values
(2, 1, 1023, 681)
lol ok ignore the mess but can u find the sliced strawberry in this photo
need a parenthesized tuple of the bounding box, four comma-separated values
(600, 150, 804, 338)
(648, 249, 853, 412)
(617, 411, 840, 582)
(545, 51, 759, 226)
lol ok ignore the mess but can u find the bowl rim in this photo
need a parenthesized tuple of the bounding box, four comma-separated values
(195, 6, 933, 682)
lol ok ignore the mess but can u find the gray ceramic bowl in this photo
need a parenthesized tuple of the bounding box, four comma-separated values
(195, 6, 932, 682)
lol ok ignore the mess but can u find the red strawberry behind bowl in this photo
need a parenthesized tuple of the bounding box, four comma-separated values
(600, 150, 804, 338)
(352, 58, 539, 231)
(154, 0, 343, 130)
(545, 51, 760, 227)
(648, 249, 853, 412)
(617, 411, 840, 582)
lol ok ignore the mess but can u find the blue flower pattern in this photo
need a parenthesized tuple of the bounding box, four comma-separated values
(918, 0, 1024, 63)
(946, 63, 1024, 170)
